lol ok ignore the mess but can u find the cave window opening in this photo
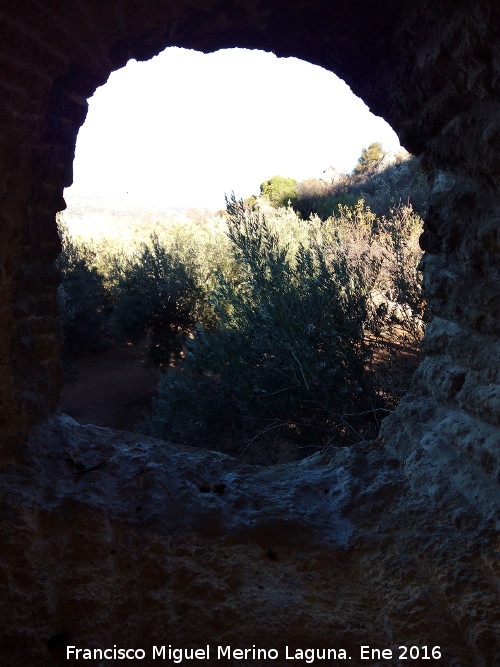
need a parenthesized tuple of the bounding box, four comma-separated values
(57, 47, 425, 465)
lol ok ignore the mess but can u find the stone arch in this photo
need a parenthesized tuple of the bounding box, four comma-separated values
(1, 0, 498, 489)
(0, 2, 499, 662)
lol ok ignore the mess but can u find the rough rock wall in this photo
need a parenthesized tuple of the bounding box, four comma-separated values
(1, 416, 498, 665)
(377, 1, 500, 518)
(0, 0, 498, 474)
(0, 0, 499, 664)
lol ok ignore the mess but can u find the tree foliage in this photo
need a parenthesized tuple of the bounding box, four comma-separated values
(110, 236, 204, 366)
(260, 175, 298, 208)
(57, 148, 427, 461)
(354, 142, 385, 175)
(56, 223, 108, 361)
(144, 196, 385, 448)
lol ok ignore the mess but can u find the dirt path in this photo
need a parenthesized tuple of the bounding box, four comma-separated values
(59, 345, 160, 432)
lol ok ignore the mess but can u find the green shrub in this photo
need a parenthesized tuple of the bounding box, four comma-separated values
(144, 196, 384, 447)
(260, 175, 298, 208)
(110, 235, 204, 366)
(379, 203, 429, 344)
(56, 226, 108, 361)
(58, 180, 426, 457)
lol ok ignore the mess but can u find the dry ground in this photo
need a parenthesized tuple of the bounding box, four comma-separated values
(59, 345, 160, 432)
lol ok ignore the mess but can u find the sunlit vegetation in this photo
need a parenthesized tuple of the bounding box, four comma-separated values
(58, 147, 429, 460)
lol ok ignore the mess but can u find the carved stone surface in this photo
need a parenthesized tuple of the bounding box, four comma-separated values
(0, 1, 498, 663)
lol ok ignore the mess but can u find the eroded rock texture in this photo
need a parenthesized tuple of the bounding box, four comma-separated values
(0, 0, 498, 664)
(1, 416, 498, 665)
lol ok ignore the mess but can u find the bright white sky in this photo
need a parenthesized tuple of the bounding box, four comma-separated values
(65, 47, 402, 210)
